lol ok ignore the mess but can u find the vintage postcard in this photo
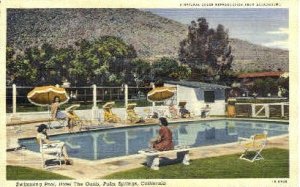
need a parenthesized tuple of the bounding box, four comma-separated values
(1, 0, 298, 186)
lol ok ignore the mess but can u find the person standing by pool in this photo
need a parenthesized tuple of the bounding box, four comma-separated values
(36, 124, 73, 165)
(150, 117, 174, 151)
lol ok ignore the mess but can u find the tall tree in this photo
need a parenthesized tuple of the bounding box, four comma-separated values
(179, 17, 233, 83)
(7, 36, 138, 86)
(129, 59, 152, 87)
(151, 57, 191, 81)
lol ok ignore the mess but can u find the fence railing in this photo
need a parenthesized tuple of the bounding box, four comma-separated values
(6, 84, 157, 113)
(234, 102, 289, 119)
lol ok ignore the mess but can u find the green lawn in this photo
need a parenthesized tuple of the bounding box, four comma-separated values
(7, 165, 72, 180)
(7, 148, 288, 180)
(104, 148, 289, 179)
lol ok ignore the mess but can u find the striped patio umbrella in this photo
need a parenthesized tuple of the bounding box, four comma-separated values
(147, 86, 176, 102)
(27, 85, 69, 106)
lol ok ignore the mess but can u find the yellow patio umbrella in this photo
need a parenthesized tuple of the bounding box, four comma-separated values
(147, 86, 176, 102)
(27, 85, 69, 106)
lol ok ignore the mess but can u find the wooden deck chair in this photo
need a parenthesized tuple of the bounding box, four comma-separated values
(238, 131, 268, 162)
(103, 102, 121, 123)
(37, 138, 63, 168)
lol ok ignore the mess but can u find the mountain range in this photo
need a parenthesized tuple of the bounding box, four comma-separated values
(7, 8, 288, 72)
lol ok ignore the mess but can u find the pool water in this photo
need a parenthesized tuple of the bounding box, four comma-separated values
(19, 120, 288, 160)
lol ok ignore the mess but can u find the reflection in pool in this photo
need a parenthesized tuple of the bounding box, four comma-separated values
(19, 120, 288, 160)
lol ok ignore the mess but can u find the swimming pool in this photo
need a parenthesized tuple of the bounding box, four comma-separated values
(19, 120, 288, 160)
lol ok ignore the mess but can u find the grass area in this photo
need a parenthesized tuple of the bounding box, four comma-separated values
(104, 148, 289, 179)
(7, 165, 73, 180)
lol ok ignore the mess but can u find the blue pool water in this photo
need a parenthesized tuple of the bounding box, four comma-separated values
(19, 120, 288, 160)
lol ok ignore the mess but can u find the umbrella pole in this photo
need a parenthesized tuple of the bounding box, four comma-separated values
(152, 101, 155, 114)
(47, 105, 51, 128)
(47, 92, 52, 129)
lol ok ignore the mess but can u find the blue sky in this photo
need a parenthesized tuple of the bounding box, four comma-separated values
(145, 9, 288, 50)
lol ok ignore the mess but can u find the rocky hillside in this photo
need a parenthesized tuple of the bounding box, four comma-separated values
(230, 39, 288, 72)
(7, 8, 288, 72)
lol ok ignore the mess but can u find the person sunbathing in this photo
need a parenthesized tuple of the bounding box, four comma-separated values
(50, 96, 67, 120)
(127, 109, 144, 124)
(66, 110, 80, 132)
(103, 107, 121, 123)
(36, 124, 73, 165)
(150, 117, 174, 151)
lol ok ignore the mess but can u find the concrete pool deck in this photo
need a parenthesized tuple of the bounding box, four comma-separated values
(6, 117, 289, 179)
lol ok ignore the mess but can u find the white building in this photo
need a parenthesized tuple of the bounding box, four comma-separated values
(165, 81, 229, 116)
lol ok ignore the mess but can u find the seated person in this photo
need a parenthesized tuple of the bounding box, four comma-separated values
(66, 109, 80, 132)
(151, 112, 159, 119)
(201, 104, 211, 118)
(144, 108, 159, 119)
(50, 96, 67, 120)
(168, 104, 179, 118)
(127, 109, 144, 124)
(36, 124, 73, 165)
(103, 107, 121, 123)
(179, 106, 191, 118)
(150, 117, 174, 151)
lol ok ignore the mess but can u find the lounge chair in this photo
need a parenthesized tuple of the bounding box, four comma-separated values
(238, 131, 268, 162)
(49, 102, 68, 129)
(103, 102, 121, 123)
(126, 103, 144, 124)
(49, 115, 67, 129)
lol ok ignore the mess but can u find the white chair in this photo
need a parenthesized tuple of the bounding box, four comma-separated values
(238, 131, 268, 162)
(38, 139, 63, 168)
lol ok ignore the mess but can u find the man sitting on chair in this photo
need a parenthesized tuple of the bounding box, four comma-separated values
(36, 124, 73, 165)
(201, 104, 211, 118)
(179, 105, 191, 118)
